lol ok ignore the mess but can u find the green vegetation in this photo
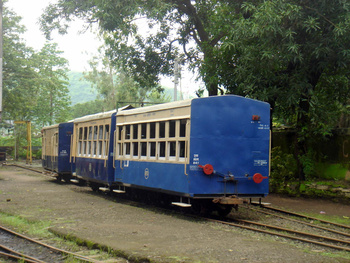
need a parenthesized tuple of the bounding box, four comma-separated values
(40, 0, 350, 180)
(0, 212, 52, 238)
(270, 146, 350, 203)
(316, 164, 348, 181)
(2, 4, 70, 127)
(67, 71, 97, 105)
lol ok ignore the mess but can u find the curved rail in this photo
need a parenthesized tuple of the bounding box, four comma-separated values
(0, 224, 98, 263)
(206, 217, 350, 252)
(3, 163, 44, 174)
(251, 206, 350, 238)
(0, 245, 44, 263)
(0, 251, 41, 263)
(260, 204, 350, 230)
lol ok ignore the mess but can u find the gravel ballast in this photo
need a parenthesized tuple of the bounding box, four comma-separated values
(0, 166, 349, 263)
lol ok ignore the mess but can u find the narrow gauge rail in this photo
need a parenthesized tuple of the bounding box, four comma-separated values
(0, 224, 98, 263)
(207, 217, 350, 252)
(249, 206, 350, 239)
(4, 163, 44, 175)
(204, 204, 350, 253)
(260, 204, 350, 229)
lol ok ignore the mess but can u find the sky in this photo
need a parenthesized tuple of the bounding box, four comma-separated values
(6, 0, 102, 72)
(6, 0, 202, 98)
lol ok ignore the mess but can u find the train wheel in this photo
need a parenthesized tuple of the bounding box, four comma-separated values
(63, 176, 71, 183)
(56, 175, 62, 183)
(217, 205, 232, 217)
(90, 183, 99, 192)
(191, 201, 213, 215)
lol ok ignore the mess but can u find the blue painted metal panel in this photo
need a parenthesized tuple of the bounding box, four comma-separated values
(75, 113, 116, 185)
(42, 155, 57, 172)
(57, 122, 74, 174)
(115, 161, 190, 194)
(75, 157, 112, 183)
(189, 95, 270, 197)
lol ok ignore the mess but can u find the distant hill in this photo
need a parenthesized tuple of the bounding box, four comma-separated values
(67, 71, 194, 106)
(67, 71, 97, 105)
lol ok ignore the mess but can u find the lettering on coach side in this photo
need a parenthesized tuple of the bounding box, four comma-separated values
(254, 159, 268, 166)
(59, 150, 68, 157)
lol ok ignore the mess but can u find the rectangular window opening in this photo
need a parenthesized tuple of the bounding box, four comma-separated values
(159, 142, 166, 158)
(179, 141, 186, 158)
(133, 124, 138, 139)
(150, 122, 156, 139)
(150, 142, 156, 158)
(141, 123, 147, 139)
(141, 142, 147, 157)
(99, 125, 103, 139)
(169, 120, 176, 137)
(83, 127, 88, 140)
(88, 127, 92, 140)
(125, 125, 130, 140)
(93, 126, 98, 140)
(79, 127, 83, 140)
(125, 142, 131, 156)
(118, 126, 123, 140)
(180, 119, 186, 137)
(98, 141, 102, 156)
(133, 142, 139, 157)
(159, 122, 165, 138)
(169, 141, 176, 159)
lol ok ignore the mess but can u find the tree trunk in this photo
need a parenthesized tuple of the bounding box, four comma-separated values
(294, 98, 310, 181)
(208, 83, 218, 96)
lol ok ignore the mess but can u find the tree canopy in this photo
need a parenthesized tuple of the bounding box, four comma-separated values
(221, 0, 350, 178)
(40, 0, 239, 96)
(40, 0, 350, 178)
(2, 2, 71, 127)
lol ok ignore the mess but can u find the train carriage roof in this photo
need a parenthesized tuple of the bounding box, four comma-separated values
(42, 121, 73, 131)
(73, 105, 133, 123)
(42, 123, 59, 130)
(116, 99, 192, 117)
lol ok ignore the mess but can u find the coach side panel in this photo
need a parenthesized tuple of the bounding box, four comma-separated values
(72, 115, 116, 184)
(42, 126, 59, 172)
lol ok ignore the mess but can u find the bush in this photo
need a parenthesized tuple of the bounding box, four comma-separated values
(270, 147, 298, 193)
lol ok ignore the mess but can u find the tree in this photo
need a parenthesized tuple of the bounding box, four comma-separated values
(221, 0, 350, 179)
(2, 3, 71, 128)
(71, 100, 106, 119)
(2, 3, 39, 121)
(40, 0, 239, 96)
(83, 50, 169, 111)
(32, 43, 71, 126)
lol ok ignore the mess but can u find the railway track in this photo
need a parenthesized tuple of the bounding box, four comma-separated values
(3, 163, 44, 175)
(0, 224, 99, 263)
(205, 204, 350, 253)
(5, 163, 350, 254)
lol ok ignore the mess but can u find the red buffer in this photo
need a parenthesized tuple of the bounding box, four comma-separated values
(253, 173, 268, 184)
(198, 164, 214, 175)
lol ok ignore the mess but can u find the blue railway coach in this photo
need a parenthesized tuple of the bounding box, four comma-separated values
(70, 106, 133, 190)
(114, 95, 270, 213)
(42, 122, 74, 181)
(70, 110, 117, 190)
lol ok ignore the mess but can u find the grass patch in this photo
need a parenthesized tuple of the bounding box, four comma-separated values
(316, 163, 348, 180)
(0, 212, 122, 262)
(0, 212, 53, 238)
(305, 213, 350, 226)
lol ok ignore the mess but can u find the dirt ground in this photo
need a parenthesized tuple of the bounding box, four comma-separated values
(0, 165, 350, 263)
